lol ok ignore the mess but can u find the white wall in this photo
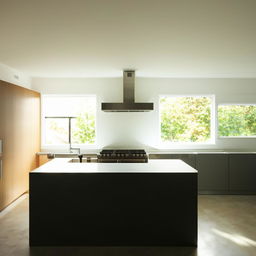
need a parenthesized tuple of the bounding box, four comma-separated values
(0, 63, 31, 89)
(32, 77, 256, 152)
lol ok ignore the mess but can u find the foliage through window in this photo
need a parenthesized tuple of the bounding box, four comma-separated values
(42, 95, 96, 145)
(218, 105, 256, 137)
(160, 96, 213, 143)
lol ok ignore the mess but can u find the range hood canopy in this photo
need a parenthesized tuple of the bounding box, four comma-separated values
(101, 70, 154, 112)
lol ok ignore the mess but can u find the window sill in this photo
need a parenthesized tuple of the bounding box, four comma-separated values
(218, 136, 256, 139)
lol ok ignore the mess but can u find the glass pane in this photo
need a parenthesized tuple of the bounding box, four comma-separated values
(43, 96, 96, 117)
(71, 113, 96, 144)
(218, 105, 256, 137)
(45, 118, 69, 144)
(160, 96, 212, 142)
(43, 95, 96, 145)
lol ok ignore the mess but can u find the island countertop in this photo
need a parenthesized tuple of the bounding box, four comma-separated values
(31, 158, 197, 173)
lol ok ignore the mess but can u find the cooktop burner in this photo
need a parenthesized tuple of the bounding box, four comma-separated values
(98, 149, 148, 163)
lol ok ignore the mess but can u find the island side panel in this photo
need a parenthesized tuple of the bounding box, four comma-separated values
(30, 172, 197, 246)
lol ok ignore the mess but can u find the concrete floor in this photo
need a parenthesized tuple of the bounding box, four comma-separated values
(0, 195, 256, 256)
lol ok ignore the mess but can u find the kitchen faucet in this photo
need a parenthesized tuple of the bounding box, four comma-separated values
(67, 117, 82, 158)
(69, 145, 83, 162)
(45, 116, 82, 160)
(69, 145, 81, 155)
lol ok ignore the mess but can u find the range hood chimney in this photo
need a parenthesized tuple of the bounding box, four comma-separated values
(101, 70, 154, 112)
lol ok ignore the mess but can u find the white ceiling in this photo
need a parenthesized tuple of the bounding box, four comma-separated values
(1, 0, 256, 78)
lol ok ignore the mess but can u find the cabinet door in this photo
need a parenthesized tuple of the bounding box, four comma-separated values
(38, 155, 51, 167)
(197, 154, 228, 191)
(176, 154, 196, 168)
(0, 80, 40, 211)
(229, 154, 256, 192)
(149, 154, 196, 168)
(0, 157, 3, 210)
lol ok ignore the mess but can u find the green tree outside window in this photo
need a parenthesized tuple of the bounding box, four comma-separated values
(218, 105, 256, 137)
(160, 96, 212, 142)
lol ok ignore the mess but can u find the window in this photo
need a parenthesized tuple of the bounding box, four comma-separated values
(160, 95, 214, 143)
(218, 105, 256, 137)
(42, 95, 96, 146)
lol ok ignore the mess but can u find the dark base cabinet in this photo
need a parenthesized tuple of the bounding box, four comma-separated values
(150, 153, 256, 194)
(197, 154, 229, 192)
(30, 172, 197, 246)
(229, 154, 256, 193)
(149, 154, 196, 168)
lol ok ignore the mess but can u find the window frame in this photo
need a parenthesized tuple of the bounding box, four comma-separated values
(41, 94, 98, 151)
(217, 103, 256, 139)
(158, 94, 216, 146)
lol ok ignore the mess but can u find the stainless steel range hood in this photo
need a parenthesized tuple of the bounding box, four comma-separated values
(101, 70, 154, 112)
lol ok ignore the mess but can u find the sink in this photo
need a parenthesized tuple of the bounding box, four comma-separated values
(69, 158, 98, 163)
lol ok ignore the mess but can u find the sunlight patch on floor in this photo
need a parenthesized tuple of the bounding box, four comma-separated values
(212, 228, 256, 247)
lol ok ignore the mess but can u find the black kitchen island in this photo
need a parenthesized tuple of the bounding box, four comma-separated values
(29, 159, 197, 246)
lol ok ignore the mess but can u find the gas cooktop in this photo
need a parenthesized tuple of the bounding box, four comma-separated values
(97, 149, 148, 163)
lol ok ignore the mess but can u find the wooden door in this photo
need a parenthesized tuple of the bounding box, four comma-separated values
(0, 80, 40, 211)
(0, 155, 3, 210)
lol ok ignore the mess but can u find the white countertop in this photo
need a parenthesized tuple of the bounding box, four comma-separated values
(31, 158, 197, 174)
(37, 151, 256, 156)
(150, 151, 256, 154)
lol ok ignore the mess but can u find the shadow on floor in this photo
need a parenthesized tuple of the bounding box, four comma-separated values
(29, 246, 197, 256)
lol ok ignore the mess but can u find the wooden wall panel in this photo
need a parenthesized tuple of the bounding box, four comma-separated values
(38, 155, 51, 166)
(0, 80, 40, 211)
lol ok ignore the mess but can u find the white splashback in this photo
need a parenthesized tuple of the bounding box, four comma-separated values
(32, 77, 256, 151)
